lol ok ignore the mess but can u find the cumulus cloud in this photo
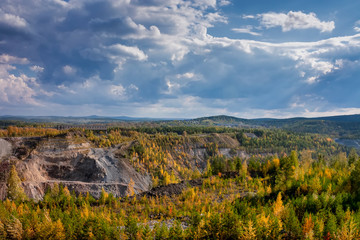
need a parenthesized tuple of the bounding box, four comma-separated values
(0, 62, 38, 105)
(354, 20, 360, 32)
(0, 9, 27, 28)
(107, 44, 148, 61)
(258, 11, 335, 32)
(0, 54, 29, 64)
(63, 65, 76, 75)
(232, 26, 261, 36)
(164, 72, 203, 95)
(0, 0, 359, 118)
(30, 65, 44, 72)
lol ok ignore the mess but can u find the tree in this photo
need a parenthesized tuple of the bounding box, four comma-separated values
(284, 206, 301, 239)
(0, 220, 7, 239)
(6, 216, 23, 240)
(6, 165, 27, 202)
(348, 148, 359, 166)
(125, 215, 140, 240)
(350, 160, 360, 195)
(127, 178, 136, 197)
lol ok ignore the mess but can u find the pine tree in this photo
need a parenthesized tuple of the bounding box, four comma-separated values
(99, 188, 109, 205)
(0, 220, 7, 239)
(6, 216, 23, 240)
(51, 219, 66, 240)
(6, 165, 27, 202)
(142, 225, 152, 240)
(273, 192, 283, 217)
(154, 223, 169, 240)
(350, 160, 360, 194)
(125, 215, 139, 240)
(168, 220, 184, 240)
(242, 220, 256, 240)
(285, 206, 301, 239)
(205, 159, 212, 177)
(51, 182, 60, 198)
(127, 178, 136, 197)
(324, 213, 337, 238)
(349, 148, 359, 166)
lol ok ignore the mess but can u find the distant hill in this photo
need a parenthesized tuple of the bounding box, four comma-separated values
(193, 114, 360, 138)
(1, 114, 360, 138)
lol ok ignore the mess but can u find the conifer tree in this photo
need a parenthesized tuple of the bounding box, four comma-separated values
(242, 220, 256, 240)
(6, 165, 27, 202)
(350, 160, 360, 195)
(205, 159, 212, 177)
(6, 216, 23, 240)
(125, 215, 139, 240)
(348, 148, 359, 166)
(99, 188, 109, 205)
(127, 178, 136, 197)
(324, 213, 337, 238)
(285, 206, 301, 239)
(169, 220, 184, 240)
(273, 192, 283, 217)
(142, 225, 152, 240)
(0, 220, 7, 239)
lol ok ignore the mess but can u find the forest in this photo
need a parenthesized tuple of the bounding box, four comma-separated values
(0, 125, 360, 239)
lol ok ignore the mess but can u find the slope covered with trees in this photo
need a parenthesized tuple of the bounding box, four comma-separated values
(0, 124, 359, 239)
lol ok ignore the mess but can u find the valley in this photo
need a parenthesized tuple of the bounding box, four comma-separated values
(0, 117, 359, 239)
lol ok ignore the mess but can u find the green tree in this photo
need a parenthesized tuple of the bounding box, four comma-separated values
(284, 206, 301, 239)
(6, 165, 27, 202)
(348, 148, 359, 166)
(168, 220, 184, 240)
(125, 215, 140, 240)
(324, 213, 337, 238)
(350, 160, 360, 195)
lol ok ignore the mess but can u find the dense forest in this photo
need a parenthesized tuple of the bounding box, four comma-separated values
(0, 125, 360, 239)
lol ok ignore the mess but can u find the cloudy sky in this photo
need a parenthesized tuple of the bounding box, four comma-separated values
(1, 0, 360, 118)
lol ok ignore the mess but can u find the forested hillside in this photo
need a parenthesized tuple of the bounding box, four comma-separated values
(0, 125, 359, 239)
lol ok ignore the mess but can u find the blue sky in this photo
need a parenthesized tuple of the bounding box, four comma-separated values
(1, 0, 360, 118)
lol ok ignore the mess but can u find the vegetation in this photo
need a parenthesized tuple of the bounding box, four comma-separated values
(0, 126, 63, 138)
(1, 149, 360, 239)
(1, 124, 360, 238)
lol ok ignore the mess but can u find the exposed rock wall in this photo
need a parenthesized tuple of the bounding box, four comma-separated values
(0, 132, 251, 200)
(0, 139, 11, 160)
(0, 136, 151, 200)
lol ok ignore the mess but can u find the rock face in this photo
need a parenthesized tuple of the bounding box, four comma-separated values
(0, 132, 249, 200)
(0, 139, 12, 160)
(0, 136, 151, 200)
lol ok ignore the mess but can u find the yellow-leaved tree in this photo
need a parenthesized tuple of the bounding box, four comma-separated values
(7, 165, 28, 202)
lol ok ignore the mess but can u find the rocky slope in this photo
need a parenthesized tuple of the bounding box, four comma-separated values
(0, 136, 151, 200)
(0, 132, 249, 200)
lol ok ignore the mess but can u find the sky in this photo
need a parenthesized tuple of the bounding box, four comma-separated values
(1, 0, 360, 119)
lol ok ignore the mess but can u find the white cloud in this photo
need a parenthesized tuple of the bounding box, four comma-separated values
(30, 65, 44, 72)
(242, 15, 255, 19)
(107, 44, 148, 61)
(218, 0, 231, 6)
(198, 33, 360, 84)
(232, 27, 261, 36)
(110, 84, 126, 97)
(306, 76, 318, 84)
(176, 72, 195, 79)
(0, 9, 27, 28)
(63, 65, 76, 75)
(0, 64, 38, 105)
(1, 0, 359, 118)
(0, 54, 29, 64)
(258, 11, 335, 32)
(164, 72, 203, 94)
(354, 20, 360, 32)
(128, 84, 139, 91)
(57, 84, 76, 94)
